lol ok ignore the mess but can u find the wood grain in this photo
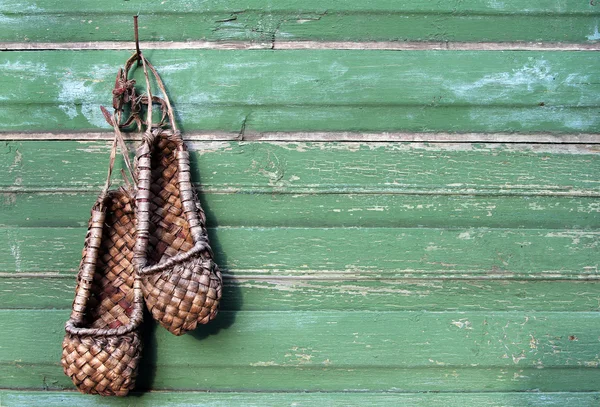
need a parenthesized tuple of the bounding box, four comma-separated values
(1, 226, 597, 278)
(1, 391, 599, 407)
(3, 41, 600, 51)
(1, 51, 598, 133)
(2, 277, 599, 312)
(1, 0, 599, 43)
(1, 310, 599, 392)
(1, 142, 598, 195)
(1, 0, 599, 400)
(1, 131, 600, 143)
(2, 193, 599, 229)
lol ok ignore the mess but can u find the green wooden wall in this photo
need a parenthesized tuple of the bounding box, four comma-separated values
(1, 1, 599, 406)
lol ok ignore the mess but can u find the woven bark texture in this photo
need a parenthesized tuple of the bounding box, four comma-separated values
(61, 190, 142, 396)
(139, 135, 222, 335)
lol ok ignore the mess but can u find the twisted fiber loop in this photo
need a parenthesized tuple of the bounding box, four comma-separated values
(111, 53, 170, 132)
(131, 53, 222, 335)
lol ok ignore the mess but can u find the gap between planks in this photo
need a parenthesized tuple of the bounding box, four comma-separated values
(3, 188, 600, 197)
(4, 390, 600, 398)
(1, 41, 600, 51)
(1, 272, 599, 281)
(2, 131, 600, 144)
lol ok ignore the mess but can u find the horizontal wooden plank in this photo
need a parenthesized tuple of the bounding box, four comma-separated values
(1, 391, 600, 407)
(2, 131, 600, 143)
(3, 106, 600, 134)
(1, 310, 599, 391)
(2, 192, 599, 229)
(1, 1, 599, 43)
(5, 1, 598, 15)
(1, 142, 599, 195)
(2, 364, 600, 393)
(1, 51, 599, 133)
(1, 227, 597, 278)
(2, 276, 598, 312)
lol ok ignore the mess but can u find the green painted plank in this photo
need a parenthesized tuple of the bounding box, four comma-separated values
(6, 106, 597, 134)
(4, 0, 598, 14)
(1, 0, 599, 42)
(1, 227, 598, 277)
(3, 364, 600, 393)
(2, 277, 599, 312)
(279, 16, 600, 44)
(1, 391, 599, 407)
(1, 310, 599, 391)
(2, 193, 600, 229)
(1, 51, 599, 133)
(2, 142, 598, 195)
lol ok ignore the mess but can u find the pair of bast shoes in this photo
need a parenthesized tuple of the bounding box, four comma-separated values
(60, 53, 223, 396)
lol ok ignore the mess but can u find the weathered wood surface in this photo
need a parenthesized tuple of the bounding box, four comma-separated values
(1, 391, 600, 407)
(3, 364, 598, 394)
(4, 42, 600, 52)
(2, 142, 598, 194)
(1, 310, 599, 392)
(1, 51, 599, 133)
(3, 193, 599, 229)
(2, 226, 598, 278)
(1, 0, 599, 403)
(1, 0, 599, 43)
(2, 131, 600, 143)
(0, 139, 598, 399)
(2, 277, 599, 312)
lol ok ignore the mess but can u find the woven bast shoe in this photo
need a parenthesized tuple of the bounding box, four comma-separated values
(132, 55, 222, 336)
(61, 121, 143, 396)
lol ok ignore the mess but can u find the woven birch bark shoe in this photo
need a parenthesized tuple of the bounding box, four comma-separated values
(61, 133, 143, 396)
(133, 55, 222, 336)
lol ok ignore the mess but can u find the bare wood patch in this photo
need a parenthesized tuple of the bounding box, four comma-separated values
(1, 131, 599, 144)
(1, 41, 599, 52)
(1, 271, 599, 281)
